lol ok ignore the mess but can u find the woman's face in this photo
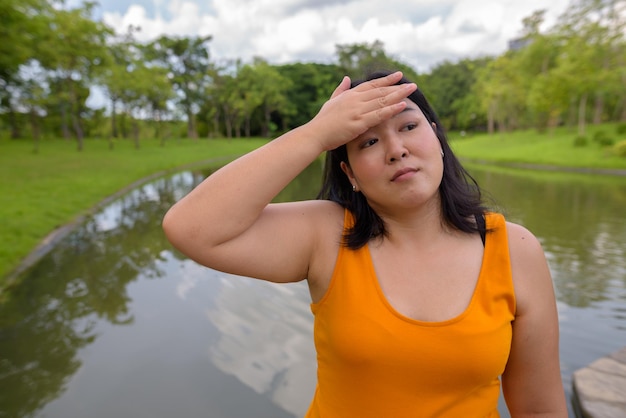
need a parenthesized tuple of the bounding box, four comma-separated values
(341, 99, 444, 216)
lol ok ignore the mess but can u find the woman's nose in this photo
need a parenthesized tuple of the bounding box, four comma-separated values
(387, 137, 408, 163)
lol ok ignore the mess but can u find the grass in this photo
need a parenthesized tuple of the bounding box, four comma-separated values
(1, 123, 625, 290)
(0, 137, 266, 287)
(449, 123, 626, 171)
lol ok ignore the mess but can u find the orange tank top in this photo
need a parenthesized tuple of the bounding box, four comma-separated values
(305, 211, 515, 418)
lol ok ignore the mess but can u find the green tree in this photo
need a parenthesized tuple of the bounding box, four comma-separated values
(335, 40, 419, 80)
(36, 2, 112, 150)
(0, 0, 51, 138)
(551, 0, 626, 134)
(422, 57, 490, 130)
(276, 62, 343, 130)
(250, 59, 292, 137)
(232, 63, 264, 137)
(511, 10, 566, 131)
(144, 35, 212, 139)
(102, 27, 174, 147)
(475, 54, 525, 134)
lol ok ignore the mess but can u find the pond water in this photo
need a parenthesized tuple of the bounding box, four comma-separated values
(1, 159, 625, 418)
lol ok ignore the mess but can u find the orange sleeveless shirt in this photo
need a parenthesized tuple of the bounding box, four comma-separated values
(305, 212, 515, 418)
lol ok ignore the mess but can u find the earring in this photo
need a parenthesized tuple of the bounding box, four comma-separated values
(352, 185, 357, 192)
(441, 149, 445, 158)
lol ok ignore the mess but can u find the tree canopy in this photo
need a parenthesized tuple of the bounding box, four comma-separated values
(1, 0, 625, 143)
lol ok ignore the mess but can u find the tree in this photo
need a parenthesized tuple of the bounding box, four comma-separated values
(36, 2, 112, 150)
(0, 0, 51, 138)
(475, 55, 525, 134)
(335, 40, 419, 80)
(552, 0, 626, 134)
(102, 26, 174, 147)
(276, 62, 344, 130)
(422, 58, 490, 130)
(144, 35, 212, 139)
(249, 59, 292, 137)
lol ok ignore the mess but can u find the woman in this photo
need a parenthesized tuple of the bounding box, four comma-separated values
(163, 71, 567, 417)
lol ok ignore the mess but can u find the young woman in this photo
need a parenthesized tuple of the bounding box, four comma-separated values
(163, 71, 567, 417)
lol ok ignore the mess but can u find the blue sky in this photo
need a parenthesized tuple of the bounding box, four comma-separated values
(84, 0, 570, 72)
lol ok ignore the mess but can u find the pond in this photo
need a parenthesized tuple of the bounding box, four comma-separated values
(1, 158, 625, 418)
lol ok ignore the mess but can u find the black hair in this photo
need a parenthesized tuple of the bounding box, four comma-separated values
(316, 70, 489, 249)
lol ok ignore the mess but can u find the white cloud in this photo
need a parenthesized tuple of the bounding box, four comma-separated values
(102, 0, 571, 72)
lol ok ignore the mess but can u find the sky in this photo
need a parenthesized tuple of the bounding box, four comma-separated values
(83, 0, 572, 73)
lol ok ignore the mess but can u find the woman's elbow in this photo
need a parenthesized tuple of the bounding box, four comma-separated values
(162, 206, 188, 250)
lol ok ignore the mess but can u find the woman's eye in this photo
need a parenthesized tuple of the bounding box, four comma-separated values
(402, 123, 417, 131)
(362, 138, 378, 148)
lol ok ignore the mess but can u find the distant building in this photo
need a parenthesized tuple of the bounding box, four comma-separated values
(508, 37, 533, 51)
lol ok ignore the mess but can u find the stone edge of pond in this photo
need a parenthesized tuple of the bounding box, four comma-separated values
(0, 156, 237, 295)
(572, 346, 626, 418)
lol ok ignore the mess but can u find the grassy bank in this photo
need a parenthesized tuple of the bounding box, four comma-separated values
(2, 125, 625, 289)
(449, 123, 626, 172)
(0, 137, 266, 287)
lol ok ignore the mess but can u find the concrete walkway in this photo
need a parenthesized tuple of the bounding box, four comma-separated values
(572, 346, 626, 417)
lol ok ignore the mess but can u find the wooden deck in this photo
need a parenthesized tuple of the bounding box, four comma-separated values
(572, 346, 626, 417)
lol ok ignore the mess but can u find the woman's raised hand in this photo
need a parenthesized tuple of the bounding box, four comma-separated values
(308, 71, 417, 151)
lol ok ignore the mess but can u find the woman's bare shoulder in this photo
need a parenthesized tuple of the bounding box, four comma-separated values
(505, 221, 545, 261)
(505, 221, 553, 314)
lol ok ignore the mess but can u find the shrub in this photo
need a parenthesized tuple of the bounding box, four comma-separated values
(614, 140, 626, 158)
(592, 130, 615, 147)
(616, 123, 626, 135)
(573, 135, 588, 147)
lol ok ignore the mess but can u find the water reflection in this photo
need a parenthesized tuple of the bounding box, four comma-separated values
(207, 277, 315, 416)
(0, 173, 200, 417)
(0, 159, 625, 418)
(467, 165, 626, 309)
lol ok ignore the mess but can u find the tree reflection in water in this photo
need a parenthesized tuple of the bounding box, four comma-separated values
(0, 171, 203, 418)
(1, 160, 625, 418)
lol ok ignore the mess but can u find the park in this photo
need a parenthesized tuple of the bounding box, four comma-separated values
(1, 0, 626, 417)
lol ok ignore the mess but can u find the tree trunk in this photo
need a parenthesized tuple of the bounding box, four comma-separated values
(133, 119, 140, 149)
(263, 105, 271, 138)
(30, 109, 40, 154)
(72, 112, 84, 151)
(244, 114, 251, 138)
(61, 105, 71, 140)
(593, 94, 604, 124)
(578, 93, 587, 137)
(187, 111, 197, 139)
(9, 108, 21, 139)
(223, 105, 233, 139)
(211, 111, 220, 139)
(70, 81, 84, 150)
(487, 104, 495, 135)
(111, 98, 118, 138)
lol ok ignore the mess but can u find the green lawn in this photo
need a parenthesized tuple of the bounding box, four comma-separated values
(1, 125, 625, 290)
(0, 137, 266, 287)
(449, 123, 626, 171)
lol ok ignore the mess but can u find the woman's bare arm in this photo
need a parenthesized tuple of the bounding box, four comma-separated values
(162, 72, 417, 283)
(502, 222, 568, 417)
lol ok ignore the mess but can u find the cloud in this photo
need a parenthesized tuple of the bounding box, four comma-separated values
(103, 0, 571, 72)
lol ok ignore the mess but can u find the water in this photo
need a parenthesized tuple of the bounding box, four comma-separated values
(1, 160, 624, 417)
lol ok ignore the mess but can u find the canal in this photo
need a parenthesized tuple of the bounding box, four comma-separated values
(1, 159, 625, 417)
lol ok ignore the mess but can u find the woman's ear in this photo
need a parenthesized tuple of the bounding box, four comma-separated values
(340, 161, 358, 191)
(431, 122, 437, 131)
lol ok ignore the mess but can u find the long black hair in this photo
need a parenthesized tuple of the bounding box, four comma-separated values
(317, 70, 489, 249)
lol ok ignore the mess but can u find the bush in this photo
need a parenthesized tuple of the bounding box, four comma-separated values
(573, 135, 588, 147)
(616, 123, 626, 135)
(592, 130, 615, 147)
(614, 140, 626, 158)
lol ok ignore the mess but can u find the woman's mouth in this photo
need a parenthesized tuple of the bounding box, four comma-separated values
(391, 167, 418, 182)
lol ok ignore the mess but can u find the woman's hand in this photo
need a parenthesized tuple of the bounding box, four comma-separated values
(307, 71, 418, 151)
